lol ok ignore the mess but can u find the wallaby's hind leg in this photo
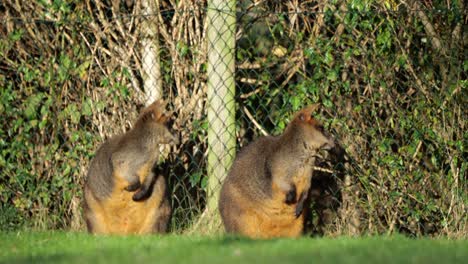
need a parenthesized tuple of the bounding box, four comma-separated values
(137, 175, 171, 234)
(153, 195, 171, 233)
(219, 185, 247, 234)
(84, 188, 108, 234)
(150, 175, 171, 233)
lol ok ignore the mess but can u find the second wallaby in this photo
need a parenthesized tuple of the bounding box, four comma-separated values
(83, 100, 178, 235)
(219, 104, 335, 238)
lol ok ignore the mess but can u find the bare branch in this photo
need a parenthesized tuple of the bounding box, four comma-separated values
(243, 106, 269, 136)
(403, 0, 447, 56)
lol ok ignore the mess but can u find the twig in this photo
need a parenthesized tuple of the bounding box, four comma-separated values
(412, 140, 422, 160)
(404, 0, 447, 56)
(79, 32, 108, 80)
(387, 196, 403, 235)
(240, 88, 263, 99)
(408, 140, 423, 172)
(237, 61, 262, 69)
(243, 106, 269, 136)
(111, 0, 128, 39)
(313, 166, 335, 174)
(239, 78, 264, 85)
(389, 22, 431, 99)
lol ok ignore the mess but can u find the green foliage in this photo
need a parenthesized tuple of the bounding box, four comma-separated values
(0, 1, 131, 231)
(0, 47, 98, 230)
(236, 2, 465, 236)
(0, 1, 465, 238)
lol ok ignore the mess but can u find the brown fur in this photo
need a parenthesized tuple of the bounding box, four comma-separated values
(219, 105, 335, 238)
(83, 100, 177, 235)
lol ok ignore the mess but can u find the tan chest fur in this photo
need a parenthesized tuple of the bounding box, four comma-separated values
(86, 165, 164, 235)
(227, 187, 302, 238)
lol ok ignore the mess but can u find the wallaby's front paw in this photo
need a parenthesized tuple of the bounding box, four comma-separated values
(285, 186, 297, 204)
(132, 185, 152, 201)
(295, 192, 307, 218)
(295, 201, 303, 218)
(125, 181, 141, 192)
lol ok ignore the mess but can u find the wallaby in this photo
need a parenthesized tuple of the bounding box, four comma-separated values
(83, 100, 178, 235)
(219, 104, 335, 238)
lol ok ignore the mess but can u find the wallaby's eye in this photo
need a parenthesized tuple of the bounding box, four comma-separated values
(299, 113, 305, 121)
(317, 125, 325, 132)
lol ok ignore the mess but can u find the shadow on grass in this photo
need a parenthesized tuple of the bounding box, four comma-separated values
(2, 254, 73, 264)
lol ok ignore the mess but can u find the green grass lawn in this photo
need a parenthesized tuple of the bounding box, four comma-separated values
(0, 231, 466, 264)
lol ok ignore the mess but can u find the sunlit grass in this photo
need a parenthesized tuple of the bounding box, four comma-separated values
(1, 231, 466, 264)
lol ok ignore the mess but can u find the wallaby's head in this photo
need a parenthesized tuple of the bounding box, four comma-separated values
(136, 99, 179, 145)
(288, 104, 335, 152)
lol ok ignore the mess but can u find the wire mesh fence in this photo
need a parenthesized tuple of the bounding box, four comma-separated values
(0, 0, 466, 237)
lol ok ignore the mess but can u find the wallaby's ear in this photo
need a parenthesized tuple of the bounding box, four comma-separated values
(162, 129, 179, 145)
(149, 99, 173, 124)
(147, 110, 163, 122)
(147, 99, 167, 115)
(303, 104, 319, 116)
(156, 99, 167, 112)
(157, 113, 168, 123)
(299, 113, 306, 121)
(294, 104, 320, 122)
(148, 99, 166, 109)
(139, 99, 166, 122)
